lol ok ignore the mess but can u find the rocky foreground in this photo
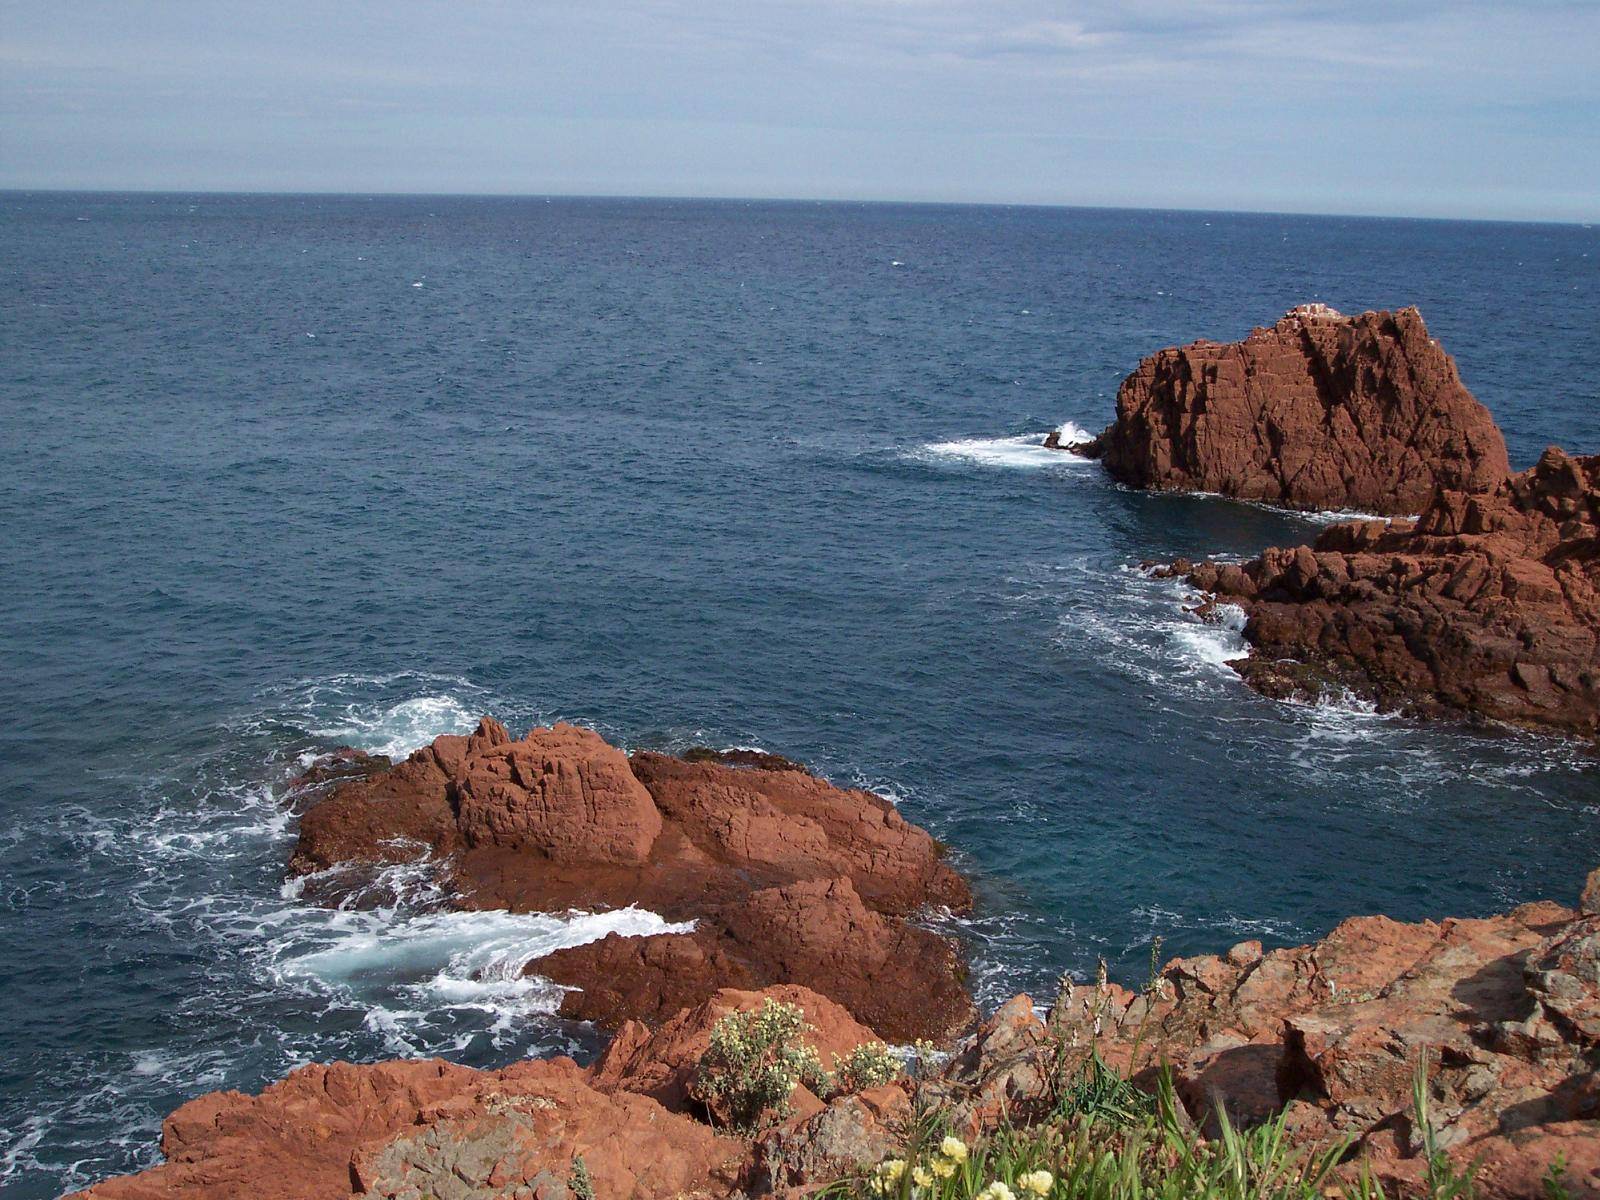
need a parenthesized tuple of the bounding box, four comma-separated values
(1049, 869, 1600, 1197)
(289, 720, 975, 1042)
(1061, 305, 1511, 516)
(79, 861, 1600, 1198)
(1175, 447, 1600, 738)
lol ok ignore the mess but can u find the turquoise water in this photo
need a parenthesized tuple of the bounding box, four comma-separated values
(1, 194, 1597, 1196)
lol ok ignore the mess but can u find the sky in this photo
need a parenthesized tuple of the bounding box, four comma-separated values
(2, 1, 1597, 221)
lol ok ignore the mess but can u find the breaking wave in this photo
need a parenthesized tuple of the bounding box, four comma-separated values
(918, 420, 1099, 469)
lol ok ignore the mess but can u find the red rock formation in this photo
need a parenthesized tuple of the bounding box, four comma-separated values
(73, 1056, 744, 1200)
(1034, 871, 1600, 1198)
(1179, 447, 1600, 737)
(534, 876, 974, 1042)
(288, 723, 975, 1040)
(70, 983, 900, 1200)
(1074, 305, 1510, 514)
(75, 876, 1600, 1199)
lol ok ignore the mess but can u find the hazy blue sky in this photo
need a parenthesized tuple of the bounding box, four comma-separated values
(3, 1, 1597, 220)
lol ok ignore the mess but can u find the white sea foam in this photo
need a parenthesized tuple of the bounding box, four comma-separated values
(1057, 563, 1250, 693)
(308, 693, 483, 759)
(270, 905, 693, 1042)
(1165, 602, 1247, 668)
(920, 421, 1099, 469)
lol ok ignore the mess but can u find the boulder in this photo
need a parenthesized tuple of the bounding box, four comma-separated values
(1077, 305, 1510, 514)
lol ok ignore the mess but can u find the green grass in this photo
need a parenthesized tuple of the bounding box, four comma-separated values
(819, 1051, 1480, 1200)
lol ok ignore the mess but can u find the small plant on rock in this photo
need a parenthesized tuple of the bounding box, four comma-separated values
(836, 1041, 903, 1094)
(569, 1154, 595, 1200)
(691, 997, 828, 1133)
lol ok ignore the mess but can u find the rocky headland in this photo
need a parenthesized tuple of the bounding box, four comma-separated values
(1057, 305, 1511, 515)
(1045, 301, 1597, 737)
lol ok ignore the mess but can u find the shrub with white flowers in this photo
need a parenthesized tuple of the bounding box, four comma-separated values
(690, 997, 828, 1133)
(836, 1040, 903, 1093)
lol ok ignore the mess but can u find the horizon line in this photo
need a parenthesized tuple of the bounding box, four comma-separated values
(3, 186, 1594, 230)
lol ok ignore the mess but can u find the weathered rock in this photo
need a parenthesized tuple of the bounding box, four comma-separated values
(1180, 447, 1600, 737)
(1076, 305, 1510, 514)
(73, 1057, 743, 1200)
(932, 994, 1050, 1136)
(754, 1085, 912, 1194)
(1039, 881, 1600, 1198)
(534, 876, 975, 1043)
(288, 723, 974, 1041)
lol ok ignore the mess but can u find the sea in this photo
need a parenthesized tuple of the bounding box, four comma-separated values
(1, 193, 1596, 1197)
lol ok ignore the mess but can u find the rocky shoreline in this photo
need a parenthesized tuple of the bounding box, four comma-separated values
(1053, 304, 1598, 740)
(71, 304, 1600, 1198)
(287, 719, 975, 1044)
(1173, 448, 1600, 738)
(77, 742, 1600, 1199)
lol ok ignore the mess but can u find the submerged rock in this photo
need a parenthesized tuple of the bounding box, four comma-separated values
(1073, 305, 1510, 514)
(288, 721, 975, 1041)
(1179, 447, 1600, 737)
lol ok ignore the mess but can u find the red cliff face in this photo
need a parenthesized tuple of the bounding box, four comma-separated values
(288, 722, 976, 1043)
(1180, 447, 1600, 738)
(1083, 305, 1511, 514)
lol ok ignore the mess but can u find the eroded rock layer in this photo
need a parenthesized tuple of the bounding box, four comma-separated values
(1076, 305, 1510, 514)
(1177, 447, 1600, 737)
(1037, 870, 1600, 1198)
(289, 720, 975, 1042)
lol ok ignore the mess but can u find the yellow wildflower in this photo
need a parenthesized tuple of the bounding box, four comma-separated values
(1021, 1169, 1054, 1195)
(931, 1157, 957, 1179)
(978, 1185, 1017, 1200)
(913, 1166, 934, 1188)
(939, 1135, 968, 1163)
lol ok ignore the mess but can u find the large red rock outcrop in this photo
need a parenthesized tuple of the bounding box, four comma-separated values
(73, 1056, 744, 1200)
(1178, 447, 1600, 737)
(969, 868, 1600, 1198)
(1070, 305, 1511, 514)
(289, 722, 975, 1041)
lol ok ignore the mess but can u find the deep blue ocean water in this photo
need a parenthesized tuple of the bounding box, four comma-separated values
(1, 193, 1597, 1196)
